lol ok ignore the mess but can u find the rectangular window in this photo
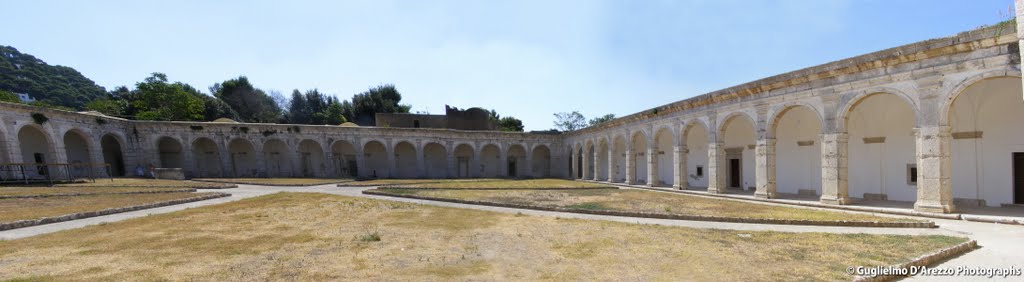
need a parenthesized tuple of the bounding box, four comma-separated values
(413, 120, 421, 128)
(907, 164, 918, 185)
(696, 165, 704, 177)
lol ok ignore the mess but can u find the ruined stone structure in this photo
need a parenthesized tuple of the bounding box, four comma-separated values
(374, 106, 498, 130)
(0, 23, 1021, 213)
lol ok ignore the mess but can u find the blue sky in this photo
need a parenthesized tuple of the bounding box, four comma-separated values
(1, 0, 1014, 130)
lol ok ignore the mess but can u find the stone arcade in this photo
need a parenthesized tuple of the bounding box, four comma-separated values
(0, 24, 1022, 214)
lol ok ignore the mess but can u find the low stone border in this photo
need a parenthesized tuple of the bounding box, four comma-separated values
(363, 190, 935, 228)
(0, 192, 231, 231)
(191, 179, 353, 187)
(57, 182, 237, 189)
(852, 240, 978, 282)
(0, 188, 197, 199)
(374, 186, 618, 190)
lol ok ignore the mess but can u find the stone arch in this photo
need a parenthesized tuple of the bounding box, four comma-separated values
(298, 139, 325, 178)
(611, 134, 627, 182)
(683, 119, 710, 188)
(531, 144, 552, 178)
(263, 139, 292, 177)
(507, 143, 527, 178)
(363, 140, 389, 178)
(454, 143, 474, 178)
(844, 91, 917, 202)
(191, 137, 222, 178)
(331, 140, 358, 178)
(766, 102, 824, 139)
(423, 142, 448, 179)
(654, 126, 675, 186)
(939, 70, 1022, 126)
(480, 143, 502, 178)
(719, 112, 757, 190)
(228, 138, 257, 177)
(946, 75, 1024, 206)
(836, 88, 919, 133)
(156, 136, 184, 169)
(393, 141, 418, 178)
(17, 124, 56, 178)
(62, 128, 93, 178)
(630, 129, 649, 184)
(100, 133, 126, 176)
(771, 104, 823, 196)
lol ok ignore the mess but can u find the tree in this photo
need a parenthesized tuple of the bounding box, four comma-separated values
(349, 84, 411, 125)
(131, 73, 205, 121)
(553, 111, 587, 131)
(211, 76, 282, 123)
(588, 113, 616, 126)
(0, 45, 107, 109)
(487, 108, 524, 132)
(285, 89, 347, 125)
(0, 89, 20, 103)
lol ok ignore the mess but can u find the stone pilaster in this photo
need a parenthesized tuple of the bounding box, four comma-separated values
(625, 148, 635, 185)
(570, 148, 578, 179)
(754, 138, 777, 199)
(820, 133, 850, 205)
(673, 144, 687, 190)
(581, 148, 591, 180)
(707, 141, 726, 193)
(606, 148, 614, 182)
(914, 126, 955, 213)
(446, 146, 456, 178)
(524, 152, 534, 178)
(415, 143, 426, 178)
(217, 139, 231, 178)
(646, 146, 656, 186)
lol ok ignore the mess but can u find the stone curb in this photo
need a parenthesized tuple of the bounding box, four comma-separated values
(374, 186, 618, 191)
(0, 188, 197, 199)
(594, 181, 962, 221)
(191, 179, 353, 187)
(363, 190, 935, 228)
(852, 240, 978, 282)
(57, 182, 237, 189)
(0, 192, 231, 231)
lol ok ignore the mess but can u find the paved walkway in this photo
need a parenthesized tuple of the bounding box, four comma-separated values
(1, 184, 1021, 280)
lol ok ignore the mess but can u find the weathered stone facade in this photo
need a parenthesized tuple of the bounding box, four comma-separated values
(0, 22, 1021, 214)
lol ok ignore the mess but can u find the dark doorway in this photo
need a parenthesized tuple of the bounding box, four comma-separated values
(729, 158, 741, 188)
(347, 160, 358, 177)
(34, 153, 46, 175)
(508, 159, 517, 178)
(1014, 152, 1024, 204)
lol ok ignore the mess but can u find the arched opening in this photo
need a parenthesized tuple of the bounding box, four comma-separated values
(228, 139, 256, 177)
(63, 130, 92, 179)
(720, 114, 756, 191)
(263, 139, 292, 177)
(423, 142, 448, 179)
(454, 144, 474, 178)
(631, 132, 648, 184)
(684, 122, 709, 189)
(584, 141, 595, 179)
(612, 136, 626, 182)
(481, 144, 501, 178)
(597, 140, 609, 180)
(101, 134, 125, 176)
(363, 141, 389, 178)
(531, 145, 551, 178)
(948, 76, 1024, 206)
(18, 125, 53, 178)
(773, 106, 823, 197)
(191, 138, 222, 178)
(846, 93, 916, 202)
(298, 139, 324, 178)
(575, 145, 583, 179)
(507, 144, 526, 178)
(654, 128, 674, 186)
(394, 141, 418, 178)
(157, 137, 183, 169)
(331, 140, 358, 178)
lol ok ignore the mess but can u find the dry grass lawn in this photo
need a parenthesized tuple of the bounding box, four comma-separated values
(0, 192, 215, 223)
(0, 187, 188, 197)
(56, 178, 233, 188)
(350, 178, 612, 189)
(193, 178, 353, 186)
(374, 188, 922, 223)
(0, 193, 964, 281)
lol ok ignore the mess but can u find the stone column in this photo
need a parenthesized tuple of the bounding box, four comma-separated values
(471, 147, 482, 178)
(524, 150, 534, 179)
(606, 148, 614, 182)
(499, 149, 508, 178)
(707, 141, 726, 193)
(581, 148, 591, 180)
(914, 126, 955, 213)
(590, 148, 599, 181)
(182, 138, 197, 178)
(754, 138, 777, 199)
(87, 135, 106, 177)
(820, 133, 850, 205)
(674, 144, 688, 190)
(254, 143, 267, 178)
(415, 142, 426, 178)
(386, 142, 396, 179)
(625, 147, 635, 185)
(446, 144, 456, 178)
(646, 145, 657, 187)
(355, 146, 367, 179)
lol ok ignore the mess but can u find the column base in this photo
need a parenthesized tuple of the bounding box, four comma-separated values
(819, 195, 851, 205)
(673, 184, 686, 190)
(754, 191, 777, 199)
(707, 187, 727, 194)
(914, 201, 956, 213)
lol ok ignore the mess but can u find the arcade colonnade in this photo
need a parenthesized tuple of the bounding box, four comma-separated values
(569, 73, 1024, 213)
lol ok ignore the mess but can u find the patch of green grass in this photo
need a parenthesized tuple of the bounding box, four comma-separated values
(358, 232, 381, 242)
